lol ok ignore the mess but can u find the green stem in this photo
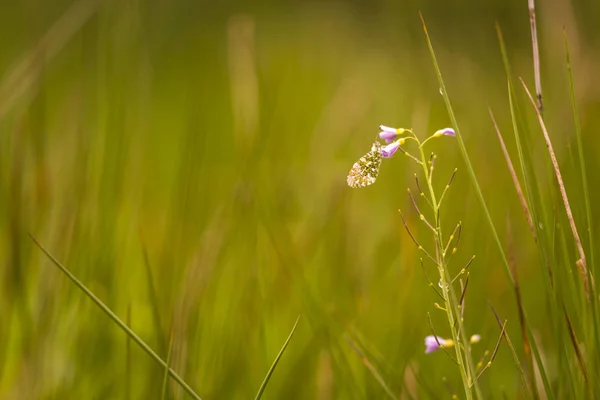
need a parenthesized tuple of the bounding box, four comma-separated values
(417, 143, 481, 400)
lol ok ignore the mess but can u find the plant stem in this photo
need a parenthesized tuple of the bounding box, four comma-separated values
(417, 143, 482, 400)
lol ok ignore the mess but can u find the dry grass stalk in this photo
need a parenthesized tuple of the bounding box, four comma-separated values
(520, 78, 592, 300)
(489, 108, 536, 240)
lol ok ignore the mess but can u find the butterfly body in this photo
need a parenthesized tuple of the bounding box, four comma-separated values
(347, 141, 382, 188)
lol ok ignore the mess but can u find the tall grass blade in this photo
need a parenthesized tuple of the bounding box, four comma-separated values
(495, 24, 537, 219)
(161, 328, 175, 400)
(503, 67, 554, 400)
(564, 31, 596, 275)
(528, 0, 543, 112)
(520, 78, 592, 299)
(524, 318, 556, 399)
(254, 314, 301, 400)
(563, 306, 591, 396)
(496, 25, 552, 270)
(489, 108, 535, 238)
(420, 13, 513, 288)
(505, 211, 539, 400)
(490, 304, 533, 399)
(497, 23, 577, 398)
(562, 40, 600, 387)
(29, 234, 203, 400)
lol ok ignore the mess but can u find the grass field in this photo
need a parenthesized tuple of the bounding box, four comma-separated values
(1, 0, 600, 398)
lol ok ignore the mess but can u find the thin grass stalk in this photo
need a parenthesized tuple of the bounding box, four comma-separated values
(564, 306, 592, 397)
(504, 80, 556, 291)
(255, 198, 366, 395)
(528, 0, 543, 112)
(564, 33, 600, 388)
(506, 213, 539, 400)
(254, 314, 301, 400)
(29, 235, 203, 400)
(490, 305, 533, 398)
(496, 24, 539, 231)
(420, 14, 514, 288)
(520, 78, 592, 300)
(495, 26, 564, 397)
(564, 29, 596, 284)
(475, 320, 506, 380)
(524, 319, 556, 399)
(559, 218, 600, 395)
(497, 26, 556, 297)
(506, 80, 556, 400)
(489, 109, 536, 239)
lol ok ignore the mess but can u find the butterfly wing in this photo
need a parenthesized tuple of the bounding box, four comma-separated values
(347, 142, 382, 188)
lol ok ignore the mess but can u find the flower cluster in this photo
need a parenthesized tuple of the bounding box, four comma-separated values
(347, 124, 457, 189)
(378, 125, 455, 159)
(347, 123, 489, 398)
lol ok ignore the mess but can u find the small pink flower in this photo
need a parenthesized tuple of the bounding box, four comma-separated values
(381, 141, 399, 158)
(381, 138, 405, 158)
(424, 335, 448, 354)
(424, 334, 480, 354)
(379, 125, 406, 143)
(433, 127, 456, 137)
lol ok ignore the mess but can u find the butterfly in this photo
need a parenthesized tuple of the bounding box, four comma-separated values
(347, 141, 382, 188)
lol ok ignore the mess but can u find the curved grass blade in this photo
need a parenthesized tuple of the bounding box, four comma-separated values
(489, 108, 535, 239)
(563, 34, 600, 388)
(497, 25, 555, 399)
(29, 234, 203, 400)
(254, 314, 301, 400)
(419, 13, 514, 288)
(563, 305, 592, 396)
(496, 24, 538, 227)
(490, 304, 533, 399)
(564, 30, 595, 274)
(524, 317, 555, 400)
(528, 0, 543, 112)
(520, 78, 590, 300)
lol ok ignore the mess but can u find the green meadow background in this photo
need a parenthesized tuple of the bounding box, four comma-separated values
(1, 0, 600, 398)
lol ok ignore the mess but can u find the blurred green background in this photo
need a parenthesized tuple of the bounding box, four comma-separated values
(1, 0, 600, 398)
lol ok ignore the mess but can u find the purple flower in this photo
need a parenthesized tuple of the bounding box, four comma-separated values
(379, 125, 405, 143)
(424, 336, 448, 354)
(381, 139, 404, 158)
(433, 127, 456, 137)
(424, 334, 480, 354)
